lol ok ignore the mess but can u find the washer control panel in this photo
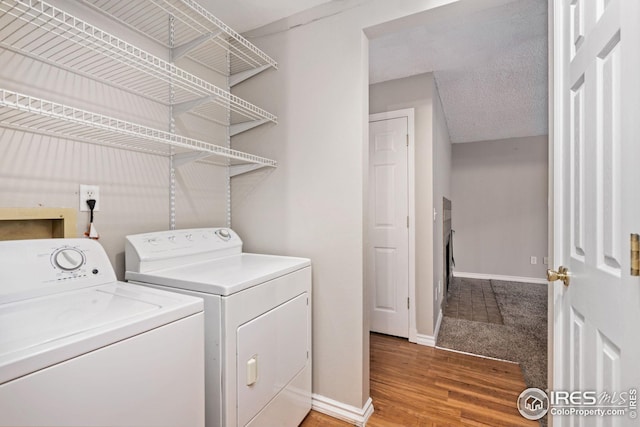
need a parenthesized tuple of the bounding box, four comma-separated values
(0, 239, 117, 300)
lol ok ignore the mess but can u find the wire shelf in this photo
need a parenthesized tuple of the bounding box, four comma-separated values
(83, 0, 277, 76)
(0, 0, 277, 124)
(0, 88, 277, 167)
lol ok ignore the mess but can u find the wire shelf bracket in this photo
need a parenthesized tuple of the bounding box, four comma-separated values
(171, 31, 221, 61)
(230, 65, 273, 87)
(172, 96, 217, 116)
(172, 151, 212, 167)
(230, 119, 269, 137)
(229, 163, 270, 177)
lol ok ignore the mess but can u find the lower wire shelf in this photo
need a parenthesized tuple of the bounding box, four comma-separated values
(0, 88, 277, 171)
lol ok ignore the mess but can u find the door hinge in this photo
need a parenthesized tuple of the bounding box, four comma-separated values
(406, 134, 409, 146)
(407, 297, 410, 309)
(407, 216, 409, 228)
(631, 233, 639, 276)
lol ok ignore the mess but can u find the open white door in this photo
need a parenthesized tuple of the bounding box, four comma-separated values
(552, 1, 640, 426)
(367, 112, 410, 338)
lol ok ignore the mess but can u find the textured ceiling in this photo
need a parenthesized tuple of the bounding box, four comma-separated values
(203, 0, 547, 143)
(202, 0, 332, 33)
(369, 0, 548, 143)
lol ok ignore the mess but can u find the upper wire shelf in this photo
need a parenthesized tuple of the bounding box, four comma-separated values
(0, 88, 277, 167)
(82, 0, 278, 77)
(0, 0, 277, 125)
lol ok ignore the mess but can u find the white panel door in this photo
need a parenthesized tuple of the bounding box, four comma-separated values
(553, 1, 640, 426)
(367, 116, 409, 338)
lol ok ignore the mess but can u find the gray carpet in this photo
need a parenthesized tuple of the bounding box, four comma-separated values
(437, 277, 548, 392)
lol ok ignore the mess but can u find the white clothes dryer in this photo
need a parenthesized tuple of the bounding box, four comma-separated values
(125, 228, 312, 427)
(0, 238, 205, 427)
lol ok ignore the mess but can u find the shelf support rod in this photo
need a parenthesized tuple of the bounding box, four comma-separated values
(171, 32, 222, 61)
(173, 95, 216, 116)
(230, 65, 272, 87)
(229, 163, 270, 177)
(169, 14, 177, 231)
(173, 151, 212, 168)
(230, 119, 269, 137)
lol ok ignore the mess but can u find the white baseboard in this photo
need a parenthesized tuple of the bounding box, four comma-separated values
(453, 271, 548, 285)
(416, 333, 435, 347)
(311, 394, 374, 426)
(415, 309, 443, 347)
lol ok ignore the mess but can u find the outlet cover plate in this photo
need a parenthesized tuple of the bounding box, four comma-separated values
(80, 184, 100, 212)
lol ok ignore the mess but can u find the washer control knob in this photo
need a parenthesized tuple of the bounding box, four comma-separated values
(53, 248, 85, 271)
(216, 229, 231, 241)
(185, 234, 194, 241)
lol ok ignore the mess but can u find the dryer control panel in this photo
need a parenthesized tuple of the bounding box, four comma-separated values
(0, 239, 117, 303)
(125, 228, 243, 273)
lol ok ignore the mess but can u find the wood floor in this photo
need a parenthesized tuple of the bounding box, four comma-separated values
(300, 333, 537, 427)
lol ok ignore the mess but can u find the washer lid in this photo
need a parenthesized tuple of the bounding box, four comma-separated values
(0, 282, 203, 385)
(126, 253, 311, 296)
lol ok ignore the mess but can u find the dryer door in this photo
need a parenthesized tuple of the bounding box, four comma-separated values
(236, 292, 309, 426)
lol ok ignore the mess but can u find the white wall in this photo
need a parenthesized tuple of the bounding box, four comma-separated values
(451, 135, 548, 279)
(232, 0, 461, 410)
(431, 79, 452, 325)
(369, 73, 451, 337)
(0, 0, 229, 278)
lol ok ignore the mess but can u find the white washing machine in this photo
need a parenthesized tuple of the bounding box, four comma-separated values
(0, 238, 205, 427)
(125, 228, 312, 427)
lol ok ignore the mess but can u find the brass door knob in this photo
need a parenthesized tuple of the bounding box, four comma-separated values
(547, 266, 570, 286)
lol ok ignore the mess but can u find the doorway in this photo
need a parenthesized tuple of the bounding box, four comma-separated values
(442, 197, 452, 296)
(366, 109, 415, 340)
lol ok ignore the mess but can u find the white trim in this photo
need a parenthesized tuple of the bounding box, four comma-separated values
(453, 271, 548, 285)
(311, 394, 374, 426)
(369, 108, 417, 343)
(415, 310, 443, 347)
(551, 0, 566, 413)
(434, 346, 520, 364)
(409, 327, 418, 342)
(434, 309, 443, 341)
(416, 333, 436, 347)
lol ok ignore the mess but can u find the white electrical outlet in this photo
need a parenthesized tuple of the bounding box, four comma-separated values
(79, 184, 100, 212)
(543, 256, 549, 265)
(530, 256, 537, 265)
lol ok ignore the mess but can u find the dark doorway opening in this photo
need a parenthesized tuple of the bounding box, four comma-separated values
(443, 197, 453, 296)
